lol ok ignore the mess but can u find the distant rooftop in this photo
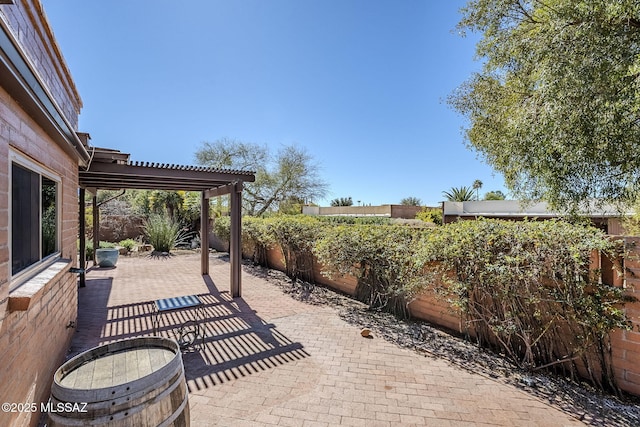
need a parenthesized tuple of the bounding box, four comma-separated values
(443, 200, 630, 218)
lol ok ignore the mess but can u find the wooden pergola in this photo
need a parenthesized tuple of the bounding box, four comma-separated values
(77, 146, 255, 297)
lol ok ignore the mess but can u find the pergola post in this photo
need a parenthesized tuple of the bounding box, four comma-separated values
(78, 187, 86, 287)
(201, 191, 209, 275)
(92, 194, 98, 264)
(230, 181, 242, 297)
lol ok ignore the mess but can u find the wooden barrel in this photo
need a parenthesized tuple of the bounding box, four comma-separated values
(48, 337, 189, 427)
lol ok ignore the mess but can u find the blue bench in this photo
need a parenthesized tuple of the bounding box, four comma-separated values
(152, 295, 204, 350)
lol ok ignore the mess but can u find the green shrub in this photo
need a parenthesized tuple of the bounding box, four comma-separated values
(78, 239, 116, 260)
(118, 238, 136, 252)
(314, 224, 430, 318)
(242, 216, 275, 266)
(417, 219, 629, 391)
(415, 207, 442, 225)
(144, 214, 189, 253)
(315, 216, 392, 225)
(354, 216, 392, 225)
(202, 212, 633, 392)
(315, 216, 357, 225)
(269, 215, 324, 282)
(213, 216, 231, 243)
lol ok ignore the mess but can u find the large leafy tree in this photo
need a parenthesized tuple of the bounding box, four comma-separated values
(195, 138, 328, 216)
(483, 190, 506, 200)
(400, 196, 423, 206)
(331, 197, 354, 207)
(450, 1, 640, 210)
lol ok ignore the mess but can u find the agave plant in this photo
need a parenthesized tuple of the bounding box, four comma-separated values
(144, 214, 191, 253)
(442, 186, 475, 202)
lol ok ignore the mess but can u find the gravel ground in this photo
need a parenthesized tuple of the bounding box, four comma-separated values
(240, 259, 640, 427)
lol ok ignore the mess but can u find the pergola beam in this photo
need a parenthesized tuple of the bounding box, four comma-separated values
(78, 160, 253, 298)
(79, 162, 254, 190)
(204, 182, 237, 198)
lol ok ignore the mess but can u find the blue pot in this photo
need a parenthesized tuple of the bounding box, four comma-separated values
(96, 248, 119, 268)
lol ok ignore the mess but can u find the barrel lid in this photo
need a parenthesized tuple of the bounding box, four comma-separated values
(52, 337, 182, 400)
(59, 346, 175, 389)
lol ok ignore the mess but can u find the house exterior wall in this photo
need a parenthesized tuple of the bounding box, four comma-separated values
(442, 201, 626, 234)
(0, 1, 83, 426)
(0, 0, 82, 128)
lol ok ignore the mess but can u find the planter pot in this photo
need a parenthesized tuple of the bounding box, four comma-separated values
(96, 248, 119, 268)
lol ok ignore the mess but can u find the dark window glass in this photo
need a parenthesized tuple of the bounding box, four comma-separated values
(42, 177, 57, 258)
(12, 163, 39, 275)
(11, 163, 58, 276)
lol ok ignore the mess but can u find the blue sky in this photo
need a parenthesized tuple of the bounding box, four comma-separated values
(42, 0, 506, 206)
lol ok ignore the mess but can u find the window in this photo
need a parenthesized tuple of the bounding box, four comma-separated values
(10, 152, 60, 282)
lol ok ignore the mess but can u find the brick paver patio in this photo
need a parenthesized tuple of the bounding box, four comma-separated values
(69, 252, 585, 426)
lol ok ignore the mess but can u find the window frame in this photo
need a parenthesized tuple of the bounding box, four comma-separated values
(9, 149, 62, 290)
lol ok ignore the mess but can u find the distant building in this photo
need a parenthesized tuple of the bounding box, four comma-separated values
(303, 204, 427, 219)
(442, 200, 628, 234)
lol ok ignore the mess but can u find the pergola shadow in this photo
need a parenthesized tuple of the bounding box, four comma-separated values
(71, 272, 309, 393)
(184, 282, 310, 392)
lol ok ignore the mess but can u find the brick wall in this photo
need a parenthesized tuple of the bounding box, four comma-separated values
(0, 83, 79, 426)
(0, 1, 83, 424)
(0, 0, 82, 128)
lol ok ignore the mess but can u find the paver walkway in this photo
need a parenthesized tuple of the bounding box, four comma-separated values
(70, 252, 585, 426)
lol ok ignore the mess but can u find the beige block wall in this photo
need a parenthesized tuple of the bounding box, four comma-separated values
(304, 205, 422, 219)
(0, 83, 79, 427)
(389, 205, 422, 219)
(610, 237, 640, 395)
(251, 238, 640, 397)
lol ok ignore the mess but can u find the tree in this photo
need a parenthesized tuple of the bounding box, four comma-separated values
(400, 196, 422, 206)
(331, 197, 353, 207)
(195, 139, 328, 216)
(483, 190, 506, 201)
(442, 186, 475, 202)
(450, 1, 640, 210)
(472, 179, 483, 201)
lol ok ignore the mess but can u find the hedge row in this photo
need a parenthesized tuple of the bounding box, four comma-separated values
(213, 215, 631, 391)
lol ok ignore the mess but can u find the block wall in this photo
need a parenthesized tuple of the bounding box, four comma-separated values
(255, 240, 640, 397)
(0, 83, 79, 427)
(0, 1, 83, 424)
(610, 237, 640, 395)
(0, 0, 82, 128)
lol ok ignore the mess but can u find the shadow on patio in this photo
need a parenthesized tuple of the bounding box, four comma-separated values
(69, 256, 309, 394)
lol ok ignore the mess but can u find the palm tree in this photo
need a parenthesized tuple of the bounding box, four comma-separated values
(472, 179, 483, 201)
(442, 186, 475, 202)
